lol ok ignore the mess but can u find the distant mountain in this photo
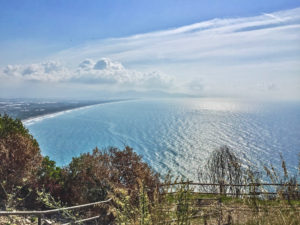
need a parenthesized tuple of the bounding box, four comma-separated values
(108, 90, 197, 98)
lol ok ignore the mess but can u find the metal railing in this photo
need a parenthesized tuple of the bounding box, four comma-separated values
(0, 198, 112, 225)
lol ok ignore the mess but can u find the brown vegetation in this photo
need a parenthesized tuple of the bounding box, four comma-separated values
(0, 115, 42, 196)
(62, 146, 159, 206)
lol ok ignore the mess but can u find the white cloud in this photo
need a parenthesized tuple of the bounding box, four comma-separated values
(74, 58, 174, 90)
(2, 61, 70, 82)
(0, 58, 175, 91)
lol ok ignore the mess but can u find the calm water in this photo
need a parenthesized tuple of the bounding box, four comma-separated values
(24, 98, 300, 180)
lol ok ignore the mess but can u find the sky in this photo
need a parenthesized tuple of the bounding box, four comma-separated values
(0, 0, 300, 100)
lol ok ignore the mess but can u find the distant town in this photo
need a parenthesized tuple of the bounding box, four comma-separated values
(0, 98, 126, 120)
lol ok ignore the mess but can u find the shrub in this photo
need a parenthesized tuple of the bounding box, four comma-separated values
(0, 114, 42, 192)
(63, 148, 112, 205)
(62, 146, 160, 206)
(109, 146, 160, 200)
(36, 156, 65, 200)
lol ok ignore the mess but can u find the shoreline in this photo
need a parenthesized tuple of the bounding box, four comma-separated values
(22, 99, 135, 126)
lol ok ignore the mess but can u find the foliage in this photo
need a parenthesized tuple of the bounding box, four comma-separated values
(138, 180, 151, 225)
(63, 147, 112, 205)
(110, 187, 139, 224)
(244, 207, 300, 225)
(0, 114, 42, 193)
(0, 114, 38, 146)
(111, 179, 165, 225)
(108, 146, 160, 202)
(174, 181, 193, 225)
(263, 154, 300, 201)
(62, 146, 160, 206)
(1, 185, 31, 210)
(146, 176, 196, 225)
(36, 189, 76, 221)
(36, 156, 65, 200)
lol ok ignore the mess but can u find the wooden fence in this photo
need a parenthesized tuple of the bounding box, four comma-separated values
(0, 198, 112, 225)
(159, 182, 300, 224)
(0, 182, 299, 224)
(160, 181, 299, 197)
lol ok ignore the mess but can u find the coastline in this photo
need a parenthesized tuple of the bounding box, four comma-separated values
(22, 99, 135, 126)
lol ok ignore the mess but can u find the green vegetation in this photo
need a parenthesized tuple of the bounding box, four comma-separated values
(0, 114, 299, 224)
(0, 114, 41, 195)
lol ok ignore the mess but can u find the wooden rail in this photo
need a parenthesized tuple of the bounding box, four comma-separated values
(160, 182, 298, 187)
(1, 182, 298, 224)
(0, 198, 112, 225)
(160, 182, 299, 197)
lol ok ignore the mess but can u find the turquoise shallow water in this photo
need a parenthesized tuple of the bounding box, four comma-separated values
(24, 98, 300, 180)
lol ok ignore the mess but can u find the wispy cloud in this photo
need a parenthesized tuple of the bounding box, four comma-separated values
(1, 7, 300, 99)
(54, 7, 300, 65)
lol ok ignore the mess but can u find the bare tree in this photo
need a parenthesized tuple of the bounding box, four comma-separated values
(198, 146, 247, 195)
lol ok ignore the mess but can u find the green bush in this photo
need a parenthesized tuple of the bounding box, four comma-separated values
(0, 114, 38, 146)
(36, 156, 65, 200)
(0, 114, 42, 193)
(62, 146, 160, 206)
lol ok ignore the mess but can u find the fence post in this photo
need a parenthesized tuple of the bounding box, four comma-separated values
(251, 183, 258, 198)
(235, 187, 240, 198)
(227, 213, 232, 225)
(219, 180, 225, 195)
(218, 198, 222, 225)
(156, 184, 160, 203)
(38, 215, 42, 225)
(204, 214, 208, 225)
(287, 182, 292, 202)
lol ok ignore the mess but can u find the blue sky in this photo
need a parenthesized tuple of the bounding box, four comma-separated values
(0, 0, 300, 99)
(1, 0, 300, 40)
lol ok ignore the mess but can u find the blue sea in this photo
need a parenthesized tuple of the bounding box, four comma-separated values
(24, 98, 300, 180)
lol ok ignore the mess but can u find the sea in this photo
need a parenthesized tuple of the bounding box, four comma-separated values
(23, 98, 300, 180)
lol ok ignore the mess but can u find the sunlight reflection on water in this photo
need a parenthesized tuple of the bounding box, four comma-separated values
(25, 98, 300, 180)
